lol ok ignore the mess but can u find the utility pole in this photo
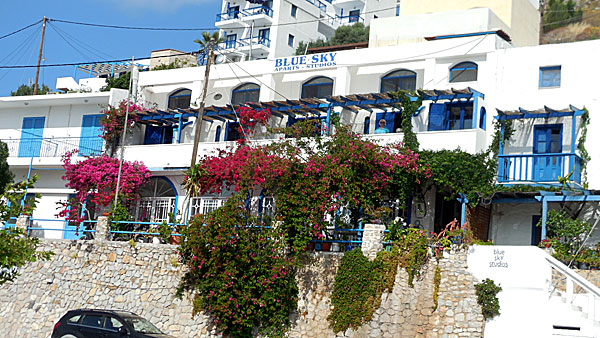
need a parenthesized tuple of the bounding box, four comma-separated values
(539, 0, 546, 45)
(33, 16, 48, 95)
(190, 39, 215, 167)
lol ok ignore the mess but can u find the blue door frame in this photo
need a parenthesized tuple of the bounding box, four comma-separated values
(533, 124, 563, 181)
(18, 117, 45, 157)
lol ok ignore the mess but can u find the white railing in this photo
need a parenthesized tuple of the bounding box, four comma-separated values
(134, 197, 176, 223)
(546, 252, 600, 324)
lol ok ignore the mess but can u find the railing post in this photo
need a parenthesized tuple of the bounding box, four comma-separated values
(96, 216, 109, 242)
(566, 277, 574, 303)
(16, 215, 30, 235)
(361, 223, 385, 260)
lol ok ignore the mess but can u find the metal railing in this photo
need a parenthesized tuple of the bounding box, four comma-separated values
(335, 14, 364, 24)
(305, 0, 327, 12)
(219, 36, 271, 50)
(133, 197, 177, 223)
(498, 153, 582, 184)
(0, 137, 103, 158)
(26, 218, 96, 239)
(216, 6, 273, 21)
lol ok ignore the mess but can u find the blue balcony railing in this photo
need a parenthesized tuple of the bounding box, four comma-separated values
(0, 137, 103, 158)
(498, 153, 582, 185)
(216, 6, 273, 22)
(305, 0, 327, 12)
(218, 36, 271, 50)
(336, 14, 364, 24)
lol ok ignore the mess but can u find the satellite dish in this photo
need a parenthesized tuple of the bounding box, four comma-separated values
(215, 55, 226, 64)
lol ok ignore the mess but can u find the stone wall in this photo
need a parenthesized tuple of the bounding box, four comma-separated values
(0, 240, 484, 338)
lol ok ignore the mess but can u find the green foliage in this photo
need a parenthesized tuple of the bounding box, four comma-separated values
(544, 0, 583, 33)
(0, 227, 53, 284)
(475, 278, 502, 319)
(0, 141, 13, 195)
(10, 83, 50, 96)
(194, 31, 225, 50)
(295, 23, 369, 55)
(419, 149, 495, 206)
(151, 59, 196, 71)
(396, 228, 430, 287)
(0, 175, 39, 222)
(432, 265, 441, 311)
(538, 209, 592, 261)
(489, 119, 515, 160)
(157, 222, 172, 243)
(102, 72, 130, 91)
(177, 196, 297, 337)
(390, 90, 422, 151)
(577, 108, 590, 187)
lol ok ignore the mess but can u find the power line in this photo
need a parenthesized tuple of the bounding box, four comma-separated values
(0, 19, 42, 41)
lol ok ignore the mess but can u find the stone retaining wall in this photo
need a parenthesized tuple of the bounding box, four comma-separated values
(0, 240, 484, 338)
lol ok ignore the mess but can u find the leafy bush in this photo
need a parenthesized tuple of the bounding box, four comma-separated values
(475, 278, 502, 319)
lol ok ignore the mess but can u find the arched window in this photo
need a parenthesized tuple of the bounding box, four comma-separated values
(479, 107, 486, 130)
(380, 69, 416, 93)
(363, 116, 370, 134)
(231, 83, 260, 105)
(449, 62, 478, 83)
(168, 89, 192, 109)
(215, 125, 222, 142)
(301, 76, 333, 99)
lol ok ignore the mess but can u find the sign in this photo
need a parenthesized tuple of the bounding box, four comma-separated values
(489, 248, 508, 268)
(274, 52, 337, 72)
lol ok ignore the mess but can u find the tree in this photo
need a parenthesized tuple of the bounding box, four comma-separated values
(102, 72, 130, 91)
(10, 84, 50, 96)
(544, 0, 583, 33)
(295, 23, 370, 55)
(0, 141, 13, 195)
(194, 31, 224, 65)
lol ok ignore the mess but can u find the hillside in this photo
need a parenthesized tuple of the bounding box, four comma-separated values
(543, 0, 600, 44)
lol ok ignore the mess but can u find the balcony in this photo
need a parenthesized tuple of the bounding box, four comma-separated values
(215, 6, 273, 28)
(498, 153, 582, 185)
(335, 14, 364, 24)
(218, 36, 271, 55)
(1, 137, 103, 166)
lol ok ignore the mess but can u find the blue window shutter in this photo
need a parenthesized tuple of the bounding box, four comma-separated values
(80, 114, 103, 156)
(363, 117, 370, 134)
(428, 103, 447, 131)
(19, 117, 45, 157)
(384, 112, 396, 131)
(144, 125, 164, 145)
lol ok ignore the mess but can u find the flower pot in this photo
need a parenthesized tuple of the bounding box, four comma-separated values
(169, 234, 182, 245)
(315, 243, 322, 251)
(331, 243, 340, 252)
(307, 242, 315, 251)
(321, 242, 331, 252)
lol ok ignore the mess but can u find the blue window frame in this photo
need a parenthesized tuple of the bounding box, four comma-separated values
(380, 69, 417, 92)
(363, 116, 370, 134)
(428, 102, 473, 131)
(228, 5, 240, 19)
(79, 114, 103, 156)
(215, 126, 222, 142)
(168, 89, 191, 109)
(144, 125, 174, 145)
(539, 66, 561, 88)
(18, 117, 45, 157)
(533, 124, 563, 181)
(479, 107, 486, 130)
(349, 9, 360, 22)
(225, 122, 241, 141)
(258, 28, 270, 45)
(301, 76, 333, 99)
(291, 4, 297, 17)
(232, 83, 260, 105)
(288, 34, 294, 47)
(376, 111, 401, 133)
(449, 62, 478, 83)
(225, 34, 237, 49)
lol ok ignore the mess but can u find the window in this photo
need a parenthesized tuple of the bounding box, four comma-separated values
(396, 5, 400, 16)
(291, 4, 297, 17)
(428, 102, 474, 131)
(539, 66, 561, 88)
(225, 122, 241, 141)
(67, 315, 82, 324)
(105, 317, 124, 332)
(301, 76, 333, 98)
(144, 125, 173, 145)
(231, 83, 260, 105)
(225, 34, 237, 49)
(81, 314, 104, 328)
(18, 117, 45, 157)
(228, 5, 240, 19)
(288, 34, 294, 47)
(349, 9, 360, 22)
(258, 28, 270, 46)
(449, 62, 478, 83)
(479, 107, 486, 130)
(376, 111, 401, 133)
(168, 89, 191, 109)
(380, 69, 417, 92)
(363, 116, 370, 134)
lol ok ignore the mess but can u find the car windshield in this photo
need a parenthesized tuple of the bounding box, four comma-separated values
(122, 316, 162, 334)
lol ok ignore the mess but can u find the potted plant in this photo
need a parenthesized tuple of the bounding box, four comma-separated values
(158, 222, 172, 244)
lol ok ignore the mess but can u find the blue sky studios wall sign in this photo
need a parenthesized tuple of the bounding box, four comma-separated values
(274, 52, 337, 72)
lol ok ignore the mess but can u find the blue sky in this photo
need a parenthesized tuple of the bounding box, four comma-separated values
(0, 0, 220, 96)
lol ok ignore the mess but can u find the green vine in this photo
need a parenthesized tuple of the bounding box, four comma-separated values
(432, 265, 441, 311)
(488, 119, 515, 160)
(475, 278, 502, 319)
(577, 108, 590, 187)
(392, 90, 423, 152)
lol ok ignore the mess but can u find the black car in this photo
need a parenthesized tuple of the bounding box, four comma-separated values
(51, 309, 175, 338)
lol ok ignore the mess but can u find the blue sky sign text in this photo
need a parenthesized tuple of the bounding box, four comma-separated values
(274, 53, 337, 72)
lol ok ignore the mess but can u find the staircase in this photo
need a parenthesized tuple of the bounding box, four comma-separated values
(467, 246, 600, 338)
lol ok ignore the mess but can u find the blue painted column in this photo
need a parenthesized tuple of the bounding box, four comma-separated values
(176, 116, 183, 144)
(325, 104, 332, 136)
(541, 197, 548, 240)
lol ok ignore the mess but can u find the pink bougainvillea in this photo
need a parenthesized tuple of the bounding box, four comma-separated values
(58, 151, 152, 222)
(236, 106, 272, 137)
(100, 100, 146, 154)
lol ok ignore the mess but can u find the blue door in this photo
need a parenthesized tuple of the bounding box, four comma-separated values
(80, 115, 103, 156)
(63, 194, 82, 240)
(533, 124, 563, 181)
(18, 117, 45, 157)
(225, 34, 237, 48)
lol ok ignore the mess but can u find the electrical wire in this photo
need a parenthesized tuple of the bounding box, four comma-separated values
(0, 19, 42, 40)
(48, 22, 96, 61)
